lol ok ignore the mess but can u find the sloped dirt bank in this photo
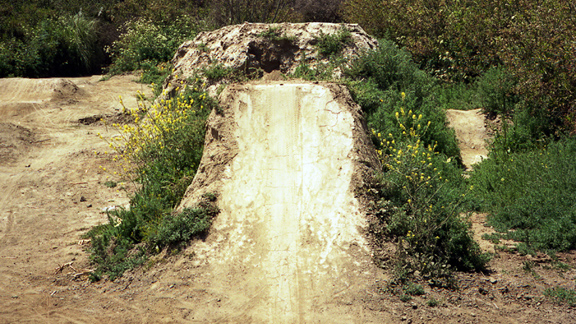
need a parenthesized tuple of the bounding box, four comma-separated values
(176, 81, 383, 322)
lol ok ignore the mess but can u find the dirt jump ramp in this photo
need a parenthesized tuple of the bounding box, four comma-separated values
(177, 81, 382, 323)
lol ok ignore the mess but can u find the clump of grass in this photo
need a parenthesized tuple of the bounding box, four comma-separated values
(315, 26, 351, 57)
(545, 287, 576, 307)
(427, 297, 440, 307)
(258, 26, 296, 42)
(87, 79, 218, 280)
(104, 181, 117, 188)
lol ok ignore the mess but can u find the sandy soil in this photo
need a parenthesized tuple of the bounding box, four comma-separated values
(1, 76, 575, 323)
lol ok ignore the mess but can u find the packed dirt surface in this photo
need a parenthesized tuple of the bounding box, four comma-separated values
(1, 76, 576, 323)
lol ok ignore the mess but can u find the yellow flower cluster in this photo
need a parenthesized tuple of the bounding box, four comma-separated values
(99, 84, 207, 180)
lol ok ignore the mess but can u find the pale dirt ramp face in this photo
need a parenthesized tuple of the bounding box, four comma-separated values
(177, 81, 383, 322)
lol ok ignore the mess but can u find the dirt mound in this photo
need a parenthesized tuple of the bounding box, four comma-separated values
(164, 22, 378, 95)
(176, 81, 382, 322)
(0, 123, 37, 165)
(50, 79, 84, 102)
(446, 108, 490, 170)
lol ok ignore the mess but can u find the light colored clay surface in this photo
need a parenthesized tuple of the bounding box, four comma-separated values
(187, 83, 375, 322)
(446, 108, 490, 170)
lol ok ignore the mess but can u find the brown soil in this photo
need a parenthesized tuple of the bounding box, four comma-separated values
(0, 77, 574, 323)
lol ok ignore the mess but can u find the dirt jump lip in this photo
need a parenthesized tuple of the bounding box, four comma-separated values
(178, 81, 379, 322)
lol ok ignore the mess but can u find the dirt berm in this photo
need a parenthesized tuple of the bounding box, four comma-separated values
(175, 80, 384, 322)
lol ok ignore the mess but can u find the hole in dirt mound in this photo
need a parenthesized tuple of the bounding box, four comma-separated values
(247, 40, 299, 73)
(0, 123, 37, 165)
(77, 113, 135, 125)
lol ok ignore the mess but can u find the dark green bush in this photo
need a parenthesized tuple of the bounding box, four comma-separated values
(476, 66, 519, 117)
(106, 16, 199, 75)
(0, 12, 100, 77)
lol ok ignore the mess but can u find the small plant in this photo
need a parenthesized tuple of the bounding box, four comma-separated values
(399, 294, 412, 302)
(202, 63, 234, 81)
(104, 181, 117, 188)
(258, 26, 295, 42)
(315, 26, 351, 57)
(427, 298, 440, 307)
(403, 282, 425, 296)
(545, 287, 576, 307)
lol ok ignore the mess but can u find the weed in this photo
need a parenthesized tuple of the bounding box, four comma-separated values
(399, 294, 412, 302)
(202, 63, 234, 81)
(403, 282, 425, 296)
(427, 298, 440, 307)
(545, 287, 576, 307)
(104, 181, 117, 188)
(315, 26, 351, 57)
(258, 26, 296, 42)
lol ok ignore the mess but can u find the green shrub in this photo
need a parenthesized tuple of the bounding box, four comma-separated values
(475, 66, 519, 117)
(346, 40, 460, 160)
(0, 12, 100, 77)
(470, 137, 576, 253)
(149, 197, 218, 250)
(434, 82, 481, 111)
(106, 16, 199, 75)
(375, 103, 489, 285)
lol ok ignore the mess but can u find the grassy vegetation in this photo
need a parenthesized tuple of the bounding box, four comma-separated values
(470, 138, 576, 255)
(314, 26, 351, 57)
(545, 287, 576, 307)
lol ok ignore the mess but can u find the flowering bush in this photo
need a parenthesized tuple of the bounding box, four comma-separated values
(87, 79, 218, 280)
(375, 95, 489, 286)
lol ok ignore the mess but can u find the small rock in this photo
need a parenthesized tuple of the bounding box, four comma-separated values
(479, 287, 488, 295)
(490, 278, 498, 284)
(80, 196, 87, 202)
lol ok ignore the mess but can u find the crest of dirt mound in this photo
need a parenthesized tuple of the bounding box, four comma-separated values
(163, 22, 378, 95)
